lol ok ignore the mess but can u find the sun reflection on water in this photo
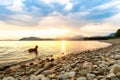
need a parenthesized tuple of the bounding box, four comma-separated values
(61, 40, 66, 55)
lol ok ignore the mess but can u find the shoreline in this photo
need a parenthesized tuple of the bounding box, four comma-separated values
(0, 39, 120, 80)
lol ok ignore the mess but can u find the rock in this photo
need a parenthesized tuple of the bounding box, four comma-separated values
(30, 75, 38, 80)
(77, 77, 87, 80)
(37, 74, 45, 79)
(110, 64, 120, 74)
(3, 76, 15, 80)
(48, 74, 56, 79)
(116, 72, 120, 77)
(116, 60, 120, 65)
(99, 62, 110, 71)
(100, 78, 106, 80)
(20, 65, 26, 69)
(57, 73, 69, 80)
(79, 69, 88, 76)
(106, 73, 116, 78)
(92, 71, 99, 75)
(82, 61, 93, 72)
(44, 62, 54, 69)
(41, 77, 50, 80)
(42, 70, 52, 76)
(114, 55, 120, 60)
(97, 76, 105, 79)
(87, 73, 96, 80)
(35, 68, 44, 75)
(106, 58, 116, 65)
(68, 71, 76, 78)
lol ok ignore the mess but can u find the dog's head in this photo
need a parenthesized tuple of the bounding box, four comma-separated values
(35, 45, 38, 49)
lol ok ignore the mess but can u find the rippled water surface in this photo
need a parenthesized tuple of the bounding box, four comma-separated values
(0, 41, 111, 64)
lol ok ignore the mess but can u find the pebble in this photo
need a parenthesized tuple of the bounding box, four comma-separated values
(57, 73, 69, 80)
(48, 74, 56, 79)
(42, 70, 52, 76)
(114, 55, 120, 60)
(100, 78, 106, 80)
(30, 75, 38, 80)
(37, 74, 45, 79)
(116, 72, 120, 77)
(68, 71, 76, 78)
(87, 73, 96, 80)
(106, 73, 116, 78)
(3, 76, 15, 80)
(110, 64, 120, 74)
(79, 69, 88, 76)
(99, 62, 110, 71)
(82, 61, 93, 72)
(77, 77, 87, 80)
(41, 77, 50, 80)
(116, 60, 120, 65)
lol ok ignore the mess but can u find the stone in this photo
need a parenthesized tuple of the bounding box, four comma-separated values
(3, 76, 15, 80)
(100, 78, 106, 80)
(110, 64, 120, 74)
(57, 73, 69, 80)
(79, 69, 88, 76)
(97, 76, 105, 79)
(35, 68, 44, 75)
(77, 77, 87, 80)
(42, 70, 52, 76)
(37, 74, 45, 79)
(116, 60, 120, 65)
(48, 74, 56, 79)
(44, 62, 54, 69)
(82, 61, 93, 72)
(68, 71, 76, 78)
(41, 77, 50, 80)
(87, 73, 96, 80)
(114, 55, 120, 60)
(106, 73, 116, 78)
(99, 62, 110, 71)
(30, 75, 38, 80)
(116, 72, 120, 77)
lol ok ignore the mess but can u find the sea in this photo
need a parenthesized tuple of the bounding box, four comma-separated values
(0, 41, 111, 64)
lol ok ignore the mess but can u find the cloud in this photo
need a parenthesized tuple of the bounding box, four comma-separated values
(80, 23, 119, 37)
(7, 0, 25, 12)
(92, 0, 120, 10)
(64, 2, 73, 10)
(0, 0, 13, 6)
(0, 0, 119, 26)
(104, 13, 120, 25)
(6, 14, 39, 26)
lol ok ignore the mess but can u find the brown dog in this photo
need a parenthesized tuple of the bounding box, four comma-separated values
(28, 45, 38, 57)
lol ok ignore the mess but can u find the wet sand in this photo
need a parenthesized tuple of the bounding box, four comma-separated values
(0, 39, 120, 80)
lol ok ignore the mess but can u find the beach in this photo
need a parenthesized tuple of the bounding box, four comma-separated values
(0, 39, 120, 80)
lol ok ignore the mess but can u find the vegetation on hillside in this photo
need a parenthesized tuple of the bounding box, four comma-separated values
(115, 29, 120, 38)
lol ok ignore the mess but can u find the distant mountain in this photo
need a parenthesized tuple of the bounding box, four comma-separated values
(84, 33, 115, 40)
(19, 35, 84, 41)
(108, 33, 115, 37)
(19, 37, 53, 41)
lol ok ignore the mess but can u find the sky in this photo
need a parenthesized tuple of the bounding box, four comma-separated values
(0, 0, 120, 40)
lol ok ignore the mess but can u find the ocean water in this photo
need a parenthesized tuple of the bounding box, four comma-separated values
(0, 41, 111, 64)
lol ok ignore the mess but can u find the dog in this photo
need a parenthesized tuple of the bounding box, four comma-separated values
(28, 45, 38, 57)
